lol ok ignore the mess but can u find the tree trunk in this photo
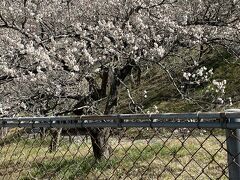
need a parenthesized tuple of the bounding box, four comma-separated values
(0, 127, 8, 139)
(47, 62, 136, 159)
(39, 127, 47, 139)
(90, 128, 110, 160)
(49, 128, 62, 152)
(89, 62, 136, 160)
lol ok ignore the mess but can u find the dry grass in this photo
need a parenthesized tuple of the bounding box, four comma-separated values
(0, 130, 229, 180)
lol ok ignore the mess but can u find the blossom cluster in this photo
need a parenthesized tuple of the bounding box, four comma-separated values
(212, 80, 227, 94)
(183, 66, 213, 85)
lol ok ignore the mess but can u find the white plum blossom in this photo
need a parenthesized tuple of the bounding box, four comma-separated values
(193, 60, 199, 66)
(20, 102, 27, 110)
(0, 0, 238, 117)
(0, 104, 3, 114)
(196, 66, 207, 77)
(36, 14, 43, 22)
(217, 97, 224, 104)
(183, 72, 191, 80)
(55, 84, 62, 96)
(103, 37, 111, 44)
(228, 97, 233, 106)
(73, 65, 80, 72)
(132, 15, 146, 29)
(2, 66, 15, 76)
(156, 46, 165, 58)
(83, 48, 95, 64)
(151, 43, 165, 58)
(183, 66, 213, 85)
(26, 41, 35, 54)
(154, 105, 159, 113)
(212, 80, 226, 94)
(143, 90, 148, 98)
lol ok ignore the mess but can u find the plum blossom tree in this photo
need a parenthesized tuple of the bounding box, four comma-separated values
(1, 0, 240, 159)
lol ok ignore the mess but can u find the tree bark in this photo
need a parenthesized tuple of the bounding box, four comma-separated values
(88, 67, 111, 160)
(90, 127, 110, 160)
(0, 127, 8, 139)
(90, 61, 136, 160)
(39, 127, 47, 139)
(49, 128, 62, 152)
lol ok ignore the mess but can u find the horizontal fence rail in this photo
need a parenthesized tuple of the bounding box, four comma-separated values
(1, 112, 240, 129)
(0, 112, 240, 179)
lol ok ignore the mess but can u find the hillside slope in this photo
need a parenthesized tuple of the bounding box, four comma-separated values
(117, 49, 240, 113)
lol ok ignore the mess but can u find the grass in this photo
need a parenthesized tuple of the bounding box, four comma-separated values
(0, 129, 229, 180)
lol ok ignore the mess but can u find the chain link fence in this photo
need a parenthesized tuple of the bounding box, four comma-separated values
(1, 112, 240, 179)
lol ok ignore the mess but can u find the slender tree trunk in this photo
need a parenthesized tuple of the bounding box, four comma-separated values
(0, 127, 8, 139)
(69, 132, 74, 143)
(39, 127, 47, 139)
(49, 128, 62, 152)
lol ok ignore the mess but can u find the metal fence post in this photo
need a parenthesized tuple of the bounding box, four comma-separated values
(226, 109, 240, 180)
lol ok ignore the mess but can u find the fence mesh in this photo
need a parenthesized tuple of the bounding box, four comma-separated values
(0, 116, 238, 179)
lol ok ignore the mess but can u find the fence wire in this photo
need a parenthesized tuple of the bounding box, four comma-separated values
(0, 113, 239, 179)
